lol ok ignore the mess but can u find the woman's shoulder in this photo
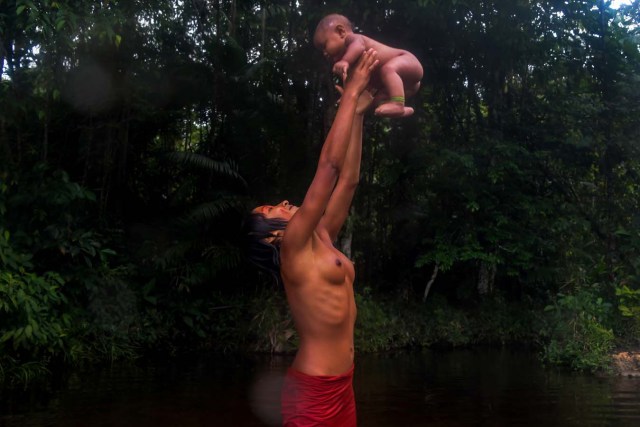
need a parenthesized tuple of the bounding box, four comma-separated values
(282, 228, 332, 257)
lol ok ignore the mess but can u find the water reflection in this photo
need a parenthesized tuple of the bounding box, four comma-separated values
(355, 349, 640, 427)
(1, 349, 639, 426)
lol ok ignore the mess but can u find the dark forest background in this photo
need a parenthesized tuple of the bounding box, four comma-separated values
(1, 0, 640, 386)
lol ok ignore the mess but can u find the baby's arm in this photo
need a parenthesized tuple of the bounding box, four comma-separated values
(341, 34, 367, 65)
(333, 34, 366, 81)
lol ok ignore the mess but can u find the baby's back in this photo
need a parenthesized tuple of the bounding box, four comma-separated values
(360, 35, 408, 64)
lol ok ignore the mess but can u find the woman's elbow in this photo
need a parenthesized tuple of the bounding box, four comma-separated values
(318, 160, 340, 178)
(345, 179, 360, 190)
(338, 177, 359, 190)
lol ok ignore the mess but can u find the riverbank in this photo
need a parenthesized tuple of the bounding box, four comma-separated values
(612, 351, 640, 377)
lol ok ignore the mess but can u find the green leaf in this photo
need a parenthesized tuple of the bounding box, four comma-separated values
(1, 330, 14, 342)
(144, 295, 157, 305)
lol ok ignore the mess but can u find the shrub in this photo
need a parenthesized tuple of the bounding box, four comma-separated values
(541, 290, 614, 372)
(355, 288, 397, 352)
(0, 230, 75, 386)
(248, 289, 296, 353)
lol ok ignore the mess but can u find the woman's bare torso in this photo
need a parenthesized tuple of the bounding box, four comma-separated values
(281, 232, 356, 376)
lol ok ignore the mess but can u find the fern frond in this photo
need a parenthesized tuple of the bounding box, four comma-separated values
(154, 240, 194, 269)
(202, 245, 243, 271)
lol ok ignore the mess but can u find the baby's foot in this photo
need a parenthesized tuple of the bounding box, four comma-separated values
(374, 102, 414, 118)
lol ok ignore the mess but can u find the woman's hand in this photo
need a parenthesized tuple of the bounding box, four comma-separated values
(343, 49, 378, 96)
(335, 85, 377, 115)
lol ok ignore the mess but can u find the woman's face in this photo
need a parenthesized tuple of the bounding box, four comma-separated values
(253, 200, 298, 221)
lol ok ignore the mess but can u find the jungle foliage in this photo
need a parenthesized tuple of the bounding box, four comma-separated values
(1, 0, 640, 385)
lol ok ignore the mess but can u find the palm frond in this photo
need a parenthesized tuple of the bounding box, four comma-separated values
(164, 152, 246, 185)
(235, 58, 274, 81)
(182, 197, 241, 225)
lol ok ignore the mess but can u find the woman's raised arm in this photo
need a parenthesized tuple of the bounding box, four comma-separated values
(281, 50, 378, 254)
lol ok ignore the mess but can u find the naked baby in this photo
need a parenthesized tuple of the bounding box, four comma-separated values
(314, 14, 423, 118)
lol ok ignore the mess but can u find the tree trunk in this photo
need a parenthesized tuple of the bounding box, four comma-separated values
(0, 39, 6, 80)
(478, 261, 496, 296)
(215, 0, 221, 38)
(423, 263, 439, 302)
(339, 208, 354, 259)
(261, 1, 266, 58)
(228, 0, 237, 37)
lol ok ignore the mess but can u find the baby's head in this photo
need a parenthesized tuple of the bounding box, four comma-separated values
(313, 14, 354, 62)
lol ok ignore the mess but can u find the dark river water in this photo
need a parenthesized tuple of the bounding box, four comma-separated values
(1, 349, 639, 426)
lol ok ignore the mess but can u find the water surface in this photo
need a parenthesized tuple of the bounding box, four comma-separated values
(2, 349, 639, 426)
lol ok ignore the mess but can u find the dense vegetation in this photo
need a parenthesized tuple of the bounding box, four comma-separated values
(1, 0, 640, 385)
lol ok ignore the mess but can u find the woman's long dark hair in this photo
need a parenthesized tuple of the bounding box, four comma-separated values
(243, 212, 288, 284)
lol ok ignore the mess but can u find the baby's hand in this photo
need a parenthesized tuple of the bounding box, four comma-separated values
(332, 60, 349, 82)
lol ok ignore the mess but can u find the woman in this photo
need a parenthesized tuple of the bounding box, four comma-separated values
(245, 49, 378, 426)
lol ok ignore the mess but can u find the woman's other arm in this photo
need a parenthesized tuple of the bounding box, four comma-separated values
(282, 50, 378, 254)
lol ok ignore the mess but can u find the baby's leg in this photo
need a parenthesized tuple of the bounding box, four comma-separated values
(375, 54, 423, 118)
(371, 88, 389, 108)
(405, 81, 421, 98)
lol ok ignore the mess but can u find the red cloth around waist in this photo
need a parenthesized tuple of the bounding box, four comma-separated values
(281, 365, 356, 427)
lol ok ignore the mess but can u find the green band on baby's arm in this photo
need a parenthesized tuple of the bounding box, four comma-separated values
(389, 96, 405, 103)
